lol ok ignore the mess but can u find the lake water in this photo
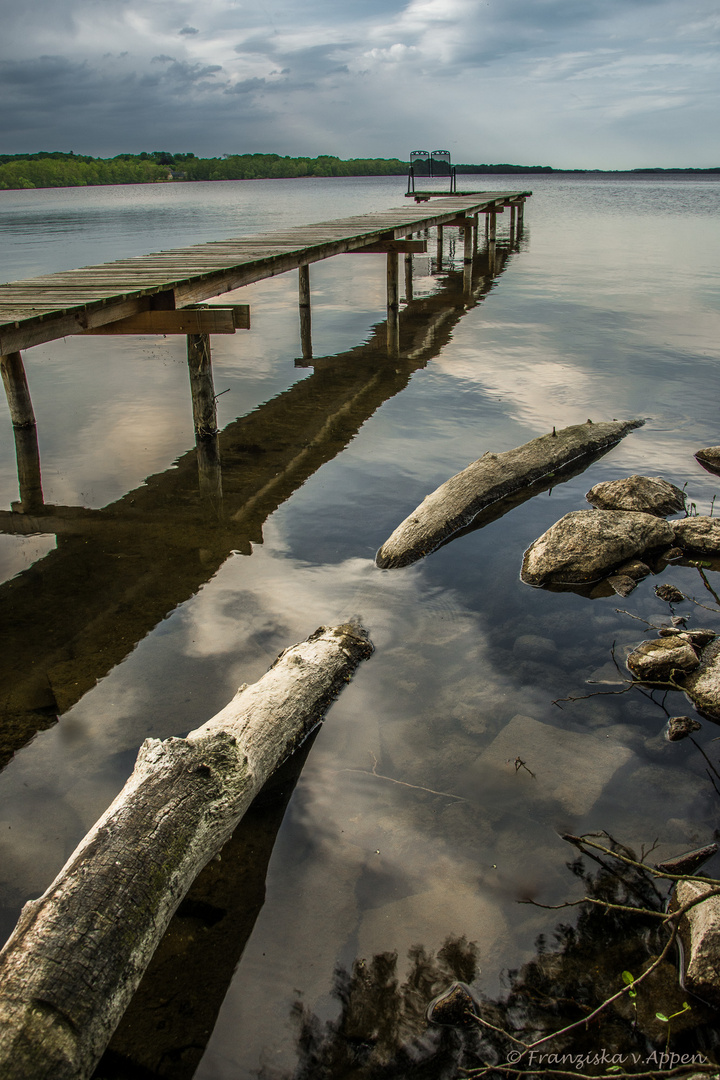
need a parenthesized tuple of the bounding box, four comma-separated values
(1, 174, 720, 1078)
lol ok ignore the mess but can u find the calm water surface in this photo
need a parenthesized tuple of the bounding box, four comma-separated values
(1, 174, 720, 1077)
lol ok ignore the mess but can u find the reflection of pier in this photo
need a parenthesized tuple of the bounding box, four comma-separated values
(0, 238, 517, 770)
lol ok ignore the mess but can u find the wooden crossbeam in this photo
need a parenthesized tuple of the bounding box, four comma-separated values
(79, 308, 243, 336)
(186, 304, 251, 329)
(350, 240, 427, 254)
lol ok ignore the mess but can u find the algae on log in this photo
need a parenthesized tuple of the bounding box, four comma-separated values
(0, 624, 373, 1080)
(375, 419, 644, 570)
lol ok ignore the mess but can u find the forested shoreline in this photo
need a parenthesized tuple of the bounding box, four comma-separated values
(0, 150, 718, 190)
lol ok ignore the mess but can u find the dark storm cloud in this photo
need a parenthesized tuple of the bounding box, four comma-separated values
(0, 0, 718, 165)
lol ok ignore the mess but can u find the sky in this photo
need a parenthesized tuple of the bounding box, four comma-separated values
(1, 0, 719, 168)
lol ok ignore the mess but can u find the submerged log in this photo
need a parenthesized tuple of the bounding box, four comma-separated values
(376, 418, 644, 569)
(0, 623, 373, 1080)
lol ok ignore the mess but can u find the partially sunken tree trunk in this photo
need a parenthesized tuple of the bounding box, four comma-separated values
(376, 418, 644, 569)
(0, 623, 373, 1080)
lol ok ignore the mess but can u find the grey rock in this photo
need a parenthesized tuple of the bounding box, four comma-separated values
(608, 574, 638, 597)
(586, 475, 686, 517)
(683, 638, 720, 720)
(616, 559, 651, 581)
(656, 842, 716, 873)
(666, 715, 702, 741)
(659, 627, 716, 647)
(674, 516, 720, 554)
(521, 510, 675, 586)
(673, 880, 720, 1007)
(512, 634, 558, 661)
(695, 446, 720, 475)
(626, 638, 699, 682)
(659, 546, 684, 563)
(655, 584, 685, 603)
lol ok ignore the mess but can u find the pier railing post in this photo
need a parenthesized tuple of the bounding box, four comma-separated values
(298, 264, 312, 361)
(386, 251, 400, 357)
(1, 352, 44, 511)
(187, 334, 218, 438)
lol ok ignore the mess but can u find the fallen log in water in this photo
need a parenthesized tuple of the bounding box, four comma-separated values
(0, 623, 373, 1080)
(376, 419, 645, 569)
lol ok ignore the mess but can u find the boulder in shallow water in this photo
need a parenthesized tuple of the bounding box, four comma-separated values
(695, 446, 720, 475)
(666, 715, 702, 742)
(521, 509, 674, 586)
(655, 583, 685, 603)
(683, 638, 720, 721)
(586, 475, 686, 517)
(627, 637, 700, 682)
(673, 516, 720, 554)
(673, 879, 720, 1008)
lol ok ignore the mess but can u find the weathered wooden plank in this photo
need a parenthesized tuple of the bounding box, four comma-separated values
(352, 240, 427, 254)
(79, 308, 237, 336)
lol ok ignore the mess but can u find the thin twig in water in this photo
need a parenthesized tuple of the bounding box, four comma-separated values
(693, 563, 720, 607)
(340, 752, 465, 801)
(511, 756, 536, 778)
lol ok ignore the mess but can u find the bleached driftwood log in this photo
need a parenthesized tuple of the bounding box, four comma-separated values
(376, 418, 644, 569)
(0, 623, 373, 1080)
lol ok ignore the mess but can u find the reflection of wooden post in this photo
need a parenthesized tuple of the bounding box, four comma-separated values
(298, 264, 312, 361)
(12, 427, 44, 513)
(187, 335, 218, 438)
(387, 251, 400, 357)
(1, 352, 44, 511)
(196, 432, 223, 509)
(463, 225, 473, 297)
(436, 225, 444, 268)
(488, 240, 496, 277)
(404, 234, 414, 302)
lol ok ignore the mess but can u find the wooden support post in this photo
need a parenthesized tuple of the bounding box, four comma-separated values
(1, 352, 36, 429)
(472, 214, 479, 255)
(298, 264, 312, 362)
(386, 251, 400, 357)
(488, 211, 497, 242)
(517, 200, 525, 231)
(510, 204, 517, 231)
(0, 624, 373, 1080)
(436, 225, 444, 269)
(187, 334, 218, 438)
(404, 234, 414, 303)
(1, 352, 44, 511)
(485, 213, 489, 240)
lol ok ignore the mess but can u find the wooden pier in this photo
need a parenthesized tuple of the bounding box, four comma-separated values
(0, 191, 529, 493)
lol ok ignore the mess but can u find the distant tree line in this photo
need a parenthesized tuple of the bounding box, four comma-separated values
(0, 151, 717, 190)
(0, 151, 410, 190)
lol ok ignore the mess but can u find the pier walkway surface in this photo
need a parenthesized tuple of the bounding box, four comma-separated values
(0, 192, 530, 355)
